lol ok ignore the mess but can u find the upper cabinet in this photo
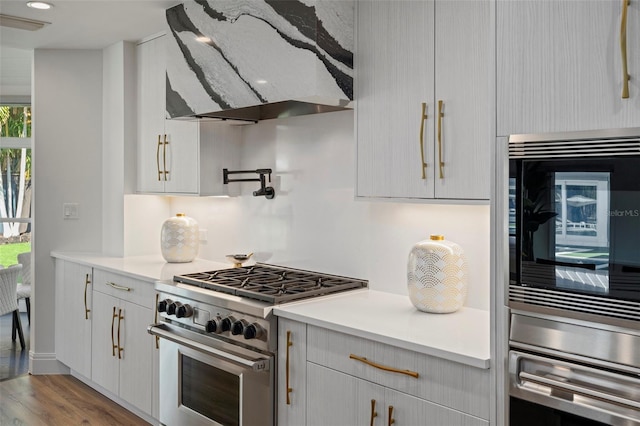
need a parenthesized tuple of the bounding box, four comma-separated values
(497, 0, 640, 136)
(164, 0, 354, 121)
(136, 34, 241, 196)
(355, 0, 491, 201)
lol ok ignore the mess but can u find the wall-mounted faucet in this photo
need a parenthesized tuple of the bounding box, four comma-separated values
(223, 168, 275, 199)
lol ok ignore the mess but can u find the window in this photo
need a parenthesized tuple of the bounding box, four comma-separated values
(0, 104, 31, 266)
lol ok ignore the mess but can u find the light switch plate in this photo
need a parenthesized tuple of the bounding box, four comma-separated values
(63, 203, 79, 219)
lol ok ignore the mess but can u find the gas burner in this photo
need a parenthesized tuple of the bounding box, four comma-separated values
(174, 263, 368, 304)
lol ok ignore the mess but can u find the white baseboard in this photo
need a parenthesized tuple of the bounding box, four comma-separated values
(28, 352, 70, 375)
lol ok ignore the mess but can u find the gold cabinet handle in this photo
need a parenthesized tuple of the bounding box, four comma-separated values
(370, 399, 378, 426)
(349, 354, 419, 378)
(620, 0, 630, 99)
(419, 102, 428, 179)
(285, 330, 293, 405)
(163, 134, 169, 181)
(111, 306, 117, 357)
(437, 100, 444, 178)
(106, 282, 132, 292)
(117, 308, 124, 360)
(84, 273, 91, 320)
(156, 135, 162, 181)
(154, 293, 159, 350)
(388, 405, 395, 426)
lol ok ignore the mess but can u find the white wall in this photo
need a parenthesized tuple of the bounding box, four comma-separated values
(168, 110, 491, 310)
(32, 49, 103, 373)
(102, 41, 137, 256)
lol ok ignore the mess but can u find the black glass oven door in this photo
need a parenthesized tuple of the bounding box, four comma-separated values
(511, 155, 640, 302)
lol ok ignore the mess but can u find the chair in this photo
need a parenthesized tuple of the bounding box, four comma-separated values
(17, 252, 32, 325)
(0, 264, 25, 350)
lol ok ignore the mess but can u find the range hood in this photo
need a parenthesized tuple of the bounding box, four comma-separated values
(165, 0, 354, 122)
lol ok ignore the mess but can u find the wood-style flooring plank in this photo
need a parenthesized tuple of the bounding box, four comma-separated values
(0, 374, 150, 426)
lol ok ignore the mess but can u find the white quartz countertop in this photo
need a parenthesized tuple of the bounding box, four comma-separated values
(273, 289, 490, 369)
(50, 251, 230, 283)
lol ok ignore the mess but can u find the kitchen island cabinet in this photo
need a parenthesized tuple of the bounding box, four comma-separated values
(54, 259, 93, 379)
(274, 290, 491, 426)
(136, 34, 241, 196)
(356, 0, 491, 201)
(497, 0, 640, 136)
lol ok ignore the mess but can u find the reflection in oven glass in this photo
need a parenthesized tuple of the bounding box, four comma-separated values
(181, 354, 240, 426)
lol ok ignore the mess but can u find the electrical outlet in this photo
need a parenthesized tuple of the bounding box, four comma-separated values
(63, 203, 79, 219)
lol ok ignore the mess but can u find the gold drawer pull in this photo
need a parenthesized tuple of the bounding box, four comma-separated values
(156, 135, 162, 181)
(370, 399, 378, 426)
(437, 100, 444, 178)
(620, 0, 630, 99)
(111, 306, 117, 357)
(84, 273, 91, 320)
(286, 330, 293, 404)
(419, 102, 428, 179)
(116, 308, 124, 359)
(163, 134, 169, 181)
(388, 405, 395, 426)
(106, 282, 132, 292)
(349, 354, 419, 378)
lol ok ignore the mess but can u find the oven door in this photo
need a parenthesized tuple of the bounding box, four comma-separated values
(148, 323, 274, 426)
(509, 350, 640, 426)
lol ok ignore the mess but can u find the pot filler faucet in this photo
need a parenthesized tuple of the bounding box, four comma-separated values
(223, 168, 275, 199)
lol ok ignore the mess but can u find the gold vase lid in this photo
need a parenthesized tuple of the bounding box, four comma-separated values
(430, 235, 445, 240)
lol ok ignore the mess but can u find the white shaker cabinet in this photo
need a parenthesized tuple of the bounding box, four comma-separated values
(136, 35, 241, 195)
(90, 269, 156, 417)
(356, 0, 491, 201)
(497, 0, 640, 136)
(54, 259, 93, 379)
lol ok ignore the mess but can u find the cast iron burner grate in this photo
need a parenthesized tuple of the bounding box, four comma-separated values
(174, 263, 368, 304)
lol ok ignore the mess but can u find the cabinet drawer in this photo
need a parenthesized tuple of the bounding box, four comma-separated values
(307, 325, 490, 420)
(92, 269, 155, 309)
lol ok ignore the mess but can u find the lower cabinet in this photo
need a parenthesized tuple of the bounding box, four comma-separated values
(91, 269, 156, 416)
(277, 320, 490, 426)
(54, 259, 93, 379)
(307, 364, 488, 426)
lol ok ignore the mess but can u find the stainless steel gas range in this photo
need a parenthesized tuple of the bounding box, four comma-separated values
(148, 263, 368, 426)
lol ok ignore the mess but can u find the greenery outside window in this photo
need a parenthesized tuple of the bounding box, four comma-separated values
(0, 104, 32, 266)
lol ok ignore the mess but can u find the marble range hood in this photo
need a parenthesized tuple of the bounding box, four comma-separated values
(165, 0, 354, 122)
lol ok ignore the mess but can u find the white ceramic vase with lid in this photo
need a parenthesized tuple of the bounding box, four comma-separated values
(161, 213, 199, 263)
(407, 234, 468, 313)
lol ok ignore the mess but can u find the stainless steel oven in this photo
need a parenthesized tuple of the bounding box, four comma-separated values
(149, 322, 273, 426)
(508, 128, 640, 326)
(506, 128, 640, 426)
(508, 313, 640, 426)
(148, 263, 368, 426)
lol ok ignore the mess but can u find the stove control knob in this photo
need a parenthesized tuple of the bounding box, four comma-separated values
(221, 316, 235, 333)
(231, 319, 249, 336)
(243, 323, 264, 340)
(206, 317, 223, 334)
(167, 302, 180, 316)
(176, 304, 193, 318)
(157, 299, 172, 313)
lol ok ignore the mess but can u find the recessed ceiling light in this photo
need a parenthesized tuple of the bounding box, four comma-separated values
(256, 80, 268, 84)
(27, 2, 53, 10)
(195, 36, 211, 43)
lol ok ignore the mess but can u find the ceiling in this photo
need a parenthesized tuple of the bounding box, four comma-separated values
(0, 0, 186, 98)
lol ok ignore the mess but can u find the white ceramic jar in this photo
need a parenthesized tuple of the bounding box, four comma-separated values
(407, 234, 468, 313)
(161, 213, 199, 263)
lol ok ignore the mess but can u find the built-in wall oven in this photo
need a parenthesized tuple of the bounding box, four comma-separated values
(506, 128, 640, 426)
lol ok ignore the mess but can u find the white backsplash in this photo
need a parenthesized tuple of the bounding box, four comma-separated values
(161, 110, 490, 311)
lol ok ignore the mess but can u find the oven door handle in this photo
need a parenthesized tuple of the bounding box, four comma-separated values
(147, 323, 270, 372)
(519, 371, 640, 411)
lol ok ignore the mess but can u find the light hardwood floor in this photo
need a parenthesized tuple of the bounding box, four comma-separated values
(0, 374, 150, 425)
